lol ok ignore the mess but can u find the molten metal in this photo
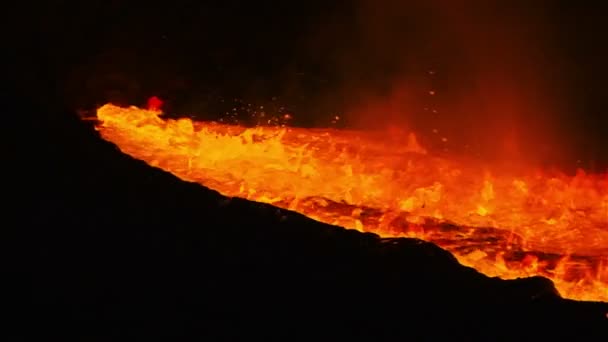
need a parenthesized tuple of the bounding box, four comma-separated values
(94, 103, 608, 302)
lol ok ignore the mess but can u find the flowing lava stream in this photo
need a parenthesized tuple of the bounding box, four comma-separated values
(93, 103, 608, 302)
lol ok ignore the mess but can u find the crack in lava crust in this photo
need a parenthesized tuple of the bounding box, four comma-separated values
(93, 103, 608, 302)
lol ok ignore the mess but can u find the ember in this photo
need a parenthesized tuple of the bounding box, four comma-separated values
(94, 103, 608, 302)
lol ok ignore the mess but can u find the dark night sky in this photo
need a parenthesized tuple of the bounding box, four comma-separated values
(11, 0, 608, 170)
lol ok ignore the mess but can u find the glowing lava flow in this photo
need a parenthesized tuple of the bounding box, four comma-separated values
(94, 103, 608, 302)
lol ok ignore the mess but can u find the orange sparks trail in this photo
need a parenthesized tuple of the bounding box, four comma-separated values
(94, 103, 608, 302)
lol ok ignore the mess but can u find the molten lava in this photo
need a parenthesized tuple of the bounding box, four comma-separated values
(94, 103, 608, 302)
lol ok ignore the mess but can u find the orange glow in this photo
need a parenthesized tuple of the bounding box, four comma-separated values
(94, 103, 608, 302)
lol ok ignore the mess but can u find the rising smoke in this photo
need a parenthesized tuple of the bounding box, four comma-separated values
(299, 0, 574, 167)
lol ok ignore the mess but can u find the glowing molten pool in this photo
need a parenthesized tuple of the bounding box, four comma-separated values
(94, 103, 608, 302)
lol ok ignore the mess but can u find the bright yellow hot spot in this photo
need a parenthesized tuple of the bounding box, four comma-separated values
(95, 104, 608, 302)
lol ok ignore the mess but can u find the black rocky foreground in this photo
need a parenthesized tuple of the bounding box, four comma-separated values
(7, 93, 608, 341)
